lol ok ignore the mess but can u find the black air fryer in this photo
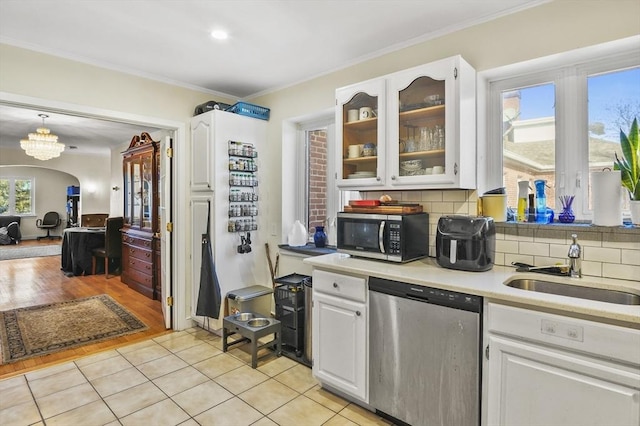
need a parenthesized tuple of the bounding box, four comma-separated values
(436, 215, 495, 272)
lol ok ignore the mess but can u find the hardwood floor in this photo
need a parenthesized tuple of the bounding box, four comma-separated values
(0, 239, 169, 380)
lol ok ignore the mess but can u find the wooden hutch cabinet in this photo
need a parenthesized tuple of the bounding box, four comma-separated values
(121, 132, 161, 300)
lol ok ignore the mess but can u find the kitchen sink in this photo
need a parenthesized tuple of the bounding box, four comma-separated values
(505, 278, 640, 305)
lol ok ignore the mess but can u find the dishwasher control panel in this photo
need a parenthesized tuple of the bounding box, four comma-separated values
(370, 276, 482, 313)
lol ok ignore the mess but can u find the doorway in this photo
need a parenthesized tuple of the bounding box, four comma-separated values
(0, 92, 187, 331)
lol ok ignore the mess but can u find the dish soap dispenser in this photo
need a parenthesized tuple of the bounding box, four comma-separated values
(517, 181, 529, 222)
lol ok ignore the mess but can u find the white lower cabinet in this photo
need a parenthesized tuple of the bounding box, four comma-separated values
(312, 269, 368, 403)
(486, 303, 640, 426)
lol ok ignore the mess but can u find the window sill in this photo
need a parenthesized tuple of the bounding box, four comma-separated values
(496, 221, 639, 234)
(278, 244, 337, 256)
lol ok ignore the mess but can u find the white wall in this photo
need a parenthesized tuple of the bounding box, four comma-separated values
(0, 148, 115, 215)
(0, 165, 78, 238)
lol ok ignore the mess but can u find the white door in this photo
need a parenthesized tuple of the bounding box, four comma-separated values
(159, 135, 173, 328)
(312, 292, 367, 402)
(487, 334, 640, 426)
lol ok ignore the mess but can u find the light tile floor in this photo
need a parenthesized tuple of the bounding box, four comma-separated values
(0, 327, 392, 426)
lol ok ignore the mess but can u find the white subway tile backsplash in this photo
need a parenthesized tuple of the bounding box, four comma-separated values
(402, 191, 422, 202)
(602, 238, 640, 250)
(621, 250, 640, 266)
(583, 246, 621, 264)
(518, 242, 549, 257)
(442, 191, 467, 202)
(549, 244, 570, 259)
(421, 191, 443, 202)
(581, 261, 602, 277)
(453, 202, 470, 215)
(496, 240, 519, 254)
(602, 263, 640, 281)
(430, 202, 455, 213)
(362, 189, 639, 282)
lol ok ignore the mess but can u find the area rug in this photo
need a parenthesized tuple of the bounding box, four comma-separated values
(0, 244, 61, 261)
(0, 295, 148, 364)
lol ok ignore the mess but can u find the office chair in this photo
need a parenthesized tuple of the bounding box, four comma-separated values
(36, 211, 62, 240)
(92, 216, 124, 278)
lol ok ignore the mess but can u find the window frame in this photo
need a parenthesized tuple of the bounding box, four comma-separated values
(282, 108, 341, 245)
(0, 176, 35, 216)
(482, 36, 640, 220)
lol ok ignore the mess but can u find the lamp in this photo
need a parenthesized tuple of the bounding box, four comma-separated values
(20, 114, 65, 160)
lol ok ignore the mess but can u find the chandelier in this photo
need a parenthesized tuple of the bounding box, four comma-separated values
(20, 114, 65, 161)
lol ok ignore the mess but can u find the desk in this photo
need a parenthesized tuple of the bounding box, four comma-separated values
(61, 227, 106, 276)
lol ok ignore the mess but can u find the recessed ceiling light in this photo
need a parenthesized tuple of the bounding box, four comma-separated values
(211, 30, 228, 40)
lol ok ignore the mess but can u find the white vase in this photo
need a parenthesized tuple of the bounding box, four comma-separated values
(630, 200, 640, 225)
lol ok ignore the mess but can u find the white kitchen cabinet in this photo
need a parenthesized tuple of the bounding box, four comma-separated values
(336, 55, 476, 190)
(336, 78, 387, 189)
(190, 114, 214, 191)
(312, 269, 368, 403)
(486, 303, 640, 426)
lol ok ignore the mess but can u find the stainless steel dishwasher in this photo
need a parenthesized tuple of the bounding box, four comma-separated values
(369, 276, 482, 426)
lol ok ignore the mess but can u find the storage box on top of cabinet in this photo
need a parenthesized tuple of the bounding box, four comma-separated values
(336, 55, 476, 190)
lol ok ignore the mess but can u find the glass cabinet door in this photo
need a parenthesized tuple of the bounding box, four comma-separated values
(336, 79, 386, 187)
(387, 60, 451, 185)
(124, 160, 132, 225)
(132, 159, 142, 227)
(141, 153, 153, 231)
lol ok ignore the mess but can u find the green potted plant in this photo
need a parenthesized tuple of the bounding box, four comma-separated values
(614, 117, 640, 224)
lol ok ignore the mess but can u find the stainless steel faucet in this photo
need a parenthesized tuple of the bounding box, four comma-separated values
(568, 234, 582, 278)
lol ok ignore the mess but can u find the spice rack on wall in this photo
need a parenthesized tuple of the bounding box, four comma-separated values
(228, 140, 259, 233)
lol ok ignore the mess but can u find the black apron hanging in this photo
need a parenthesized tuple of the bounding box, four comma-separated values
(196, 200, 222, 319)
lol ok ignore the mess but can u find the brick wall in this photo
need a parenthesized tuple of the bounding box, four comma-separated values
(308, 130, 327, 232)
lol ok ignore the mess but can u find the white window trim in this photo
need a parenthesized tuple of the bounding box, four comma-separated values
(282, 108, 336, 244)
(480, 35, 640, 220)
(0, 176, 35, 216)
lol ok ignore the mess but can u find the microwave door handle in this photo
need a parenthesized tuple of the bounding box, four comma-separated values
(379, 221, 386, 253)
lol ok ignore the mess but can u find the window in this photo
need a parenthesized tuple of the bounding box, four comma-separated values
(0, 177, 34, 215)
(486, 38, 640, 220)
(283, 110, 357, 246)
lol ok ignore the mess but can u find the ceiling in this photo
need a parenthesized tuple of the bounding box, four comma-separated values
(0, 0, 546, 156)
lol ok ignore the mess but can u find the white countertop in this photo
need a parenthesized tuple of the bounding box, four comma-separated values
(304, 253, 640, 326)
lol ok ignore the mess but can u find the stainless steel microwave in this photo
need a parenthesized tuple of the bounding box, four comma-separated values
(337, 212, 429, 263)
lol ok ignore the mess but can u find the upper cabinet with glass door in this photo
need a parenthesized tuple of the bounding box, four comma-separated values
(336, 78, 386, 188)
(336, 55, 476, 190)
(122, 132, 159, 234)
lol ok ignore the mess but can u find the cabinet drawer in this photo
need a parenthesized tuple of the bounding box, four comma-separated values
(122, 234, 153, 249)
(123, 250, 153, 275)
(124, 244, 153, 262)
(313, 269, 366, 302)
(123, 267, 153, 288)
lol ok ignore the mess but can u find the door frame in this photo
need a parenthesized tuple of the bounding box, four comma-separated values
(0, 91, 189, 330)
